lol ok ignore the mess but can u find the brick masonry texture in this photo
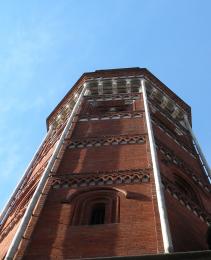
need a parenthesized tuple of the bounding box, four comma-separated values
(1, 68, 210, 259)
(22, 93, 165, 259)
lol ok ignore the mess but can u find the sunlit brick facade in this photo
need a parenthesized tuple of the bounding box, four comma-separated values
(0, 68, 210, 259)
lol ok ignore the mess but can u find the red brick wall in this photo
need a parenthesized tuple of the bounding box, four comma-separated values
(153, 109, 211, 251)
(0, 125, 63, 259)
(2, 69, 209, 259)
(23, 94, 165, 259)
(166, 193, 208, 251)
(23, 182, 164, 259)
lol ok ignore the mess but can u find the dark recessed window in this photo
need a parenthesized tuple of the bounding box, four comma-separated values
(90, 203, 105, 225)
(71, 189, 120, 226)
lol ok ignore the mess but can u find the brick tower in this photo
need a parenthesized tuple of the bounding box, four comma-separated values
(0, 68, 211, 259)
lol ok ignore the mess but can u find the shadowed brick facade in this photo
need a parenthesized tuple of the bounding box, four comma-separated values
(0, 68, 210, 259)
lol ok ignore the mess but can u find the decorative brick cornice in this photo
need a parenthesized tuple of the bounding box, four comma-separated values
(51, 168, 151, 189)
(48, 92, 142, 129)
(8, 162, 48, 213)
(46, 68, 191, 129)
(0, 207, 26, 242)
(162, 176, 211, 223)
(151, 115, 196, 159)
(156, 140, 210, 194)
(149, 100, 188, 135)
(85, 93, 141, 101)
(78, 110, 144, 122)
(68, 134, 146, 149)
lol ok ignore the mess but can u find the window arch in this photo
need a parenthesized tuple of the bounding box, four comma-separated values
(174, 174, 201, 206)
(71, 189, 120, 226)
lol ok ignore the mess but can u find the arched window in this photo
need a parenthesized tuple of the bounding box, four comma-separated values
(174, 175, 201, 206)
(90, 203, 106, 225)
(70, 189, 120, 226)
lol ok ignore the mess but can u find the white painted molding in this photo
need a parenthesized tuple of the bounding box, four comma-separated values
(142, 79, 173, 253)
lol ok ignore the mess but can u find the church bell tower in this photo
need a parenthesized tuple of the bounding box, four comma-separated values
(0, 68, 210, 259)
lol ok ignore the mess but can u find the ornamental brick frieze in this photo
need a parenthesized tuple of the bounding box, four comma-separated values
(0, 166, 53, 241)
(148, 88, 185, 121)
(156, 140, 210, 194)
(0, 182, 37, 242)
(162, 176, 211, 223)
(0, 207, 26, 243)
(50, 93, 142, 127)
(48, 80, 142, 128)
(148, 100, 188, 135)
(9, 178, 39, 215)
(27, 125, 65, 176)
(67, 134, 146, 149)
(85, 78, 142, 96)
(13, 155, 50, 203)
(10, 163, 48, 211)
(0, 161, 49, 230)
(85, 93, 141, 102)
(151, 115, 196, 159)
(48, 86, 83, 128)
(77, 110, 144, 122)
(51, 168, 151, 189)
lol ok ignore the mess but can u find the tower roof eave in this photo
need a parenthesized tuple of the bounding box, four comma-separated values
(46, 67, 191, 129)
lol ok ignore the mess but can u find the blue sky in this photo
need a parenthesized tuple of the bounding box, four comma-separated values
(0, 0, 211, 211)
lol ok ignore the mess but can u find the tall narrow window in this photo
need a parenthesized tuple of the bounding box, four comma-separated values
(90, 203, 105, 225)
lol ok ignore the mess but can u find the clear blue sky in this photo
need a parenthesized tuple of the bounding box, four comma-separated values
(0, 0, 211, 211)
